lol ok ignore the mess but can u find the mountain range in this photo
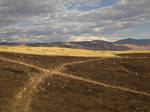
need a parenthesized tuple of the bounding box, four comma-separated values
(0, 38, 150, 51)
(114, 38, 150, 50)
(114, 38, 150, 45)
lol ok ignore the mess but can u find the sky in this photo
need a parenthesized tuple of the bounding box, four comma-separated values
(0, 0, 150, 43)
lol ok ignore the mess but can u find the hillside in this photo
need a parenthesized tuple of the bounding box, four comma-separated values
(114, 38, 150, 45)
(26, 40, 129, 51)
(1, 38, 150, 50)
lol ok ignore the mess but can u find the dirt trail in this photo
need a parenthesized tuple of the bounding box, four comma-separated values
(56, 58, 101, 72)
(0, 57, 150, 112)
(0, 57, 49, 72)
(54, 72, 150, 97)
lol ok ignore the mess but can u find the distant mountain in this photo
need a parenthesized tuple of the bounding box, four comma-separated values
(0, 43, 22, 46)
(1, 38, 150, 50)
(114, 38, 150, 45)
(27, 40, 129, 51)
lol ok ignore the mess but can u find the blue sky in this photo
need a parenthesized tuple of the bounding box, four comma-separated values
(0, 0, 150, 43)
(66, 0, 119, 11)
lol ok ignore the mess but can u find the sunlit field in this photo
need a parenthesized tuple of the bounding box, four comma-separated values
(116, 50, 150, 54)
(0, 46, 116, 57)
(0, 46, 150, 58)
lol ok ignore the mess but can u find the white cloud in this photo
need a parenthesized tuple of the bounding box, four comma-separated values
(69, 35, 120, 42)
(0, 0, 150, 42)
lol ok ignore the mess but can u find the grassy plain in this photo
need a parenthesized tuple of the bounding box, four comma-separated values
(0, 46, 150, 57)
(0, 46, 115, 57)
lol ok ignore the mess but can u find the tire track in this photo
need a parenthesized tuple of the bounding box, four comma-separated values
(0, 57, 150, 112)
(0, 57, 50, 72)
(54, 72, 150, 97)
(55, 58, 101, 72)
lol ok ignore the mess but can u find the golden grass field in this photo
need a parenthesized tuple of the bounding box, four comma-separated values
(0, 46, 116, 57)
(0, 46, 150, 57)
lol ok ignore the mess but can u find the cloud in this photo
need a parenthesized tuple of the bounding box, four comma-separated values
(0, 0, 150, 43)
(69, 35, 119, 42)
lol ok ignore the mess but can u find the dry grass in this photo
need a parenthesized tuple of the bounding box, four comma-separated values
(116, 50, 150, 54)
(0, 46, 150, 57)
(0, 46, 116, 57)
